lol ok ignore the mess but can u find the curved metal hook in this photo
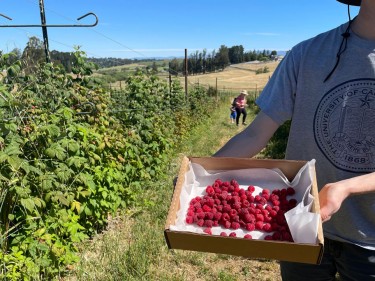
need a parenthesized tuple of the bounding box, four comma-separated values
(0, 12, 98, 27)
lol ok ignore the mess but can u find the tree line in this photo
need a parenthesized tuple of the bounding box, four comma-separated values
(169, 45, 278, 76)
(1, 38, 278, 75)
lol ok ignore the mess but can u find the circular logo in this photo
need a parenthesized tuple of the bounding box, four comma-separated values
(314, 79, 375, 172)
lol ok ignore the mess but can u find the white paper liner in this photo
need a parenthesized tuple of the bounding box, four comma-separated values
(169, 159, 319, 244)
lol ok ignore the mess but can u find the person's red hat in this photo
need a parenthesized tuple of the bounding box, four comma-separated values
(337, 0, 361, 6)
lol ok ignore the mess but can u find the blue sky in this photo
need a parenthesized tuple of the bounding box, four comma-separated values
(0, 0, 360, 59)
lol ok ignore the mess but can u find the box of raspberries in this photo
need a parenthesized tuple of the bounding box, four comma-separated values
(164, 156, 324, 264)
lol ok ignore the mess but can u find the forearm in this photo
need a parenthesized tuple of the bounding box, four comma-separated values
(213, 111, 280, 158)
(319, 172, 375, 222)
(339, 172, 375, 195)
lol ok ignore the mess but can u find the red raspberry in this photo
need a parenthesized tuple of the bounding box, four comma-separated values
(221, 191, 229, 200)
(272, 189, 280, 196)
(254, 195, 262, 203)
(233, 202, 242, 210)
(288, 198, 298, 209)
(246, 223, 255, 231)
(223, 220, 231, 229)
(197, 219, 204, 227)
(203, 228, 212, 235)
(205, 212, 214, 220)
(204, 220, 213, 227)
(247, 195, 255, 203)
(231, 215, 240, 222)
(247, 185, 255, 193)
(205, 185, 215, 196)
(264, 235, 273, 240)
(262, 223, 272, 232)
(243, 213, 255, 223)
(255, 214, 264, 222)
(229, 232, 237, 237)
(221, 213, 230, 222)
(286, 187, 296, 195)
(223, 204, 231, 213)
(261, 193, 270, 201)
(272, 231, 282, 240)
(187, 210, 195, 217)
(196, 212, 205, 220)
(244, 234, 253, 239)
(282, 231, 293, 242)
(229, 209, 238, 217)
(231, 222, 241, 230)
(272, 199, 280, 206)
(262, 188, 270, 195)
(255, 221, 263, 230)
(214, 212, 222, 221)
(220, 232, 227, 236)
(202, 205, 212, 212)
(186, 216, 194, 224)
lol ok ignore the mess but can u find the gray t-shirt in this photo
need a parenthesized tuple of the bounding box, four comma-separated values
(257, 22, 375, 249)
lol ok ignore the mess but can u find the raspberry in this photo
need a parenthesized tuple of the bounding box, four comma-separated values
(186, 216, 194, 224)
(255, 221, 263, 230)
(213, 212, 222, 221)
(223, 220, 231, 229)
(197, 212, 205, 219)
(231, 215, 240, 222)
(229, 232, 237, 237)
(205, 185, 215, 196)
(272, 231, 282, 240)
(223, 204, 232, 213)
(282, 231, 293, 242)
(264, 235, 273, 240)
(255, 214, 264, 222)
(288, 198, 298, 209)
(261, 193, 270, 201)
(187, 210, 195, 217)
(221, 191, 229, 200)
(221, 213, 230, 222)
(246, 223, 255, 231)
(229, 209, 238, 217)
(243, 213, 255, 223)
(271, 199, 280, 206)
(202, 205, 212, 212)
(286, 187, 296, 195)
(262, 223, 272, 232)
(204, 220, 213, 227)
(244, 234, 253, 239)
(203, 228, 212, 235)
(220, 232, 228, 237)
(231, 222, 241, 230)
(254, 195, 262, 203)
(262, 188, 270, 195)
(272, 189, 280, 196)
(248, 185, 255, 193)
(197, 219, 204, 227)
(233, 202, 242, 210)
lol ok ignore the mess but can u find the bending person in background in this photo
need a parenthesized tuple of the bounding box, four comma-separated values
(214, 0, 375, 280)
(235, 90, 248, 126)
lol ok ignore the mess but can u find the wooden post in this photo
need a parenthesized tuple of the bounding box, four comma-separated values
(185, 48, 188, 99)
(216, 77, 218, 103)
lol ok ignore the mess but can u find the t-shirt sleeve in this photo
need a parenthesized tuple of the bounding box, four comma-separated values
(256, 49, 298, 125)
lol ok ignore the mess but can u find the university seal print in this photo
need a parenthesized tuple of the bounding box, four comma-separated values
(314, 79, 375, 172)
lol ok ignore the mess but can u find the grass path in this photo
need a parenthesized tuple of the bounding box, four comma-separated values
(66, 102, 282, 281)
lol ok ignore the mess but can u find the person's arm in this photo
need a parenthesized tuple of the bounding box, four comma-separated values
(213, 111, 280, 158)
(319, 172, 375, 222)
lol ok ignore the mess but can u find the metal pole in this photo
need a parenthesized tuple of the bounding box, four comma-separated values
(39, 0, 50, 63)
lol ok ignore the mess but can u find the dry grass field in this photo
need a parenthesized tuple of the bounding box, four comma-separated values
(183, 61, 280, 92)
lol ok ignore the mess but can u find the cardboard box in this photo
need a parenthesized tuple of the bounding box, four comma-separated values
(164, 156, 324, 264)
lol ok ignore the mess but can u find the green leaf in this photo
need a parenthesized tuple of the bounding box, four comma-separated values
(20, 198, 35, 213)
